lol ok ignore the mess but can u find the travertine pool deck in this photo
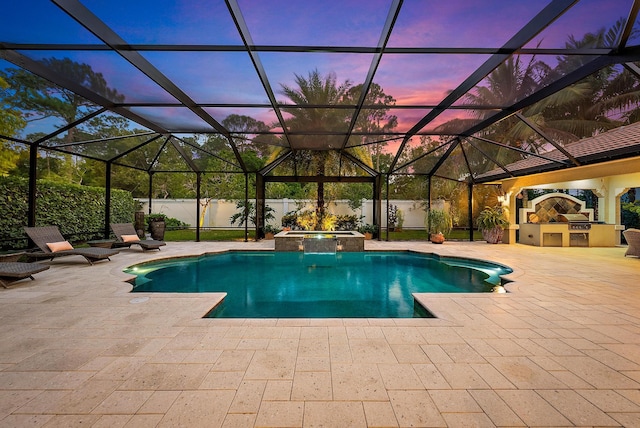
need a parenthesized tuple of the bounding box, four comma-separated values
(0, 240, 639, 427)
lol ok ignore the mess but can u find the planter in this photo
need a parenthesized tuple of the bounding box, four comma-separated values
(264, 232, 275, 240)
(364, 232, 373, 240)
(430, 233, 445, 244)
(149, 220, 166, 240)
(482, 227, 504, 244)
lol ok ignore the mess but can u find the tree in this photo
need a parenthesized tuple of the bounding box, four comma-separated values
(222, 114, 274, 163)
(1, 57, 124, 144)
(432, 19, 639, 181)
(275, 70, 392, 226)
(347, 82, 398, 171)
(278, 70, 353, 225)
(1, 58, 126, 184)
(0, 76, 26, 175)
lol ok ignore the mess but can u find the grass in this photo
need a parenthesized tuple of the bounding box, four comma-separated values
(163, 228, 482, 242)
(164, 229, 256, 241)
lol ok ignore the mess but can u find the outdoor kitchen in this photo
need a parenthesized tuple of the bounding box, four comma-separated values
(518, 193, 621, 247)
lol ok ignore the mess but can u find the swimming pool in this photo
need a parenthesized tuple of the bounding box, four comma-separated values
(125, 251, 512, 318)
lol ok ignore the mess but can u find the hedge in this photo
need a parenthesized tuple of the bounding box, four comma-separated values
(0, 176, 137, 250)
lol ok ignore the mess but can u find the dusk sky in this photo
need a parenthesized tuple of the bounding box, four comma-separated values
(1, 0, 637, 140)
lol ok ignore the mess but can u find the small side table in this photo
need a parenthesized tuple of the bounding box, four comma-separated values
(87, 239, 116, 248)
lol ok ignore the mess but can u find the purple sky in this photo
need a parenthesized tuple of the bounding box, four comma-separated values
(1, 0, 636, 139)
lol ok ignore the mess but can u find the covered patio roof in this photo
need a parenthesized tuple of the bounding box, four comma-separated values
(478, 120, 640, 182)
(2, 0, 640, 183)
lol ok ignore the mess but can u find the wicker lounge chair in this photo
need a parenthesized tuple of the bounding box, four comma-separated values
(0, 262, 50, 288)
(24, 226, 119, 265)
(623, 228, 640, 258)
(110, 223, 166, 251)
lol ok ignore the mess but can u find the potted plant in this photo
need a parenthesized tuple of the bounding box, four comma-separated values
(263, 224, 280, 240)
(359, 223, 378, 240)
(147, 213, 167, 240)
(427, 209, 452, 244)
(476, 206, 510, 244)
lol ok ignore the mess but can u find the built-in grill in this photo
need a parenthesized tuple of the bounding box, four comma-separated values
(558, 213, 592, 230)
(519, 194, 617, 248)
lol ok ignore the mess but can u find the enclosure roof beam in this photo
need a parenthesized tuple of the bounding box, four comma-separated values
(340, 150, 379, 176)
(34, 107, 107, 146)
(388, 0, 578, 172)
(339, 0, 402, 150)
(225, 0, 293, 152)
(259, 150, 293, 176)
(514, 112, 581, 166)
(463, 138, 514, 178)
(0, 50, 169, 135)
(263, 175, 375, 183)
(52, 0, 247, 172)
(427, 138, 460, 177)
(470, 135, 572, 165)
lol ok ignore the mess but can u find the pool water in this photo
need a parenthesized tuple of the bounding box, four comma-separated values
(125, 251, 512, 318)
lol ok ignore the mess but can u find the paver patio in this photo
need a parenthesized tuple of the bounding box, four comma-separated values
(0, 240, 639, 427)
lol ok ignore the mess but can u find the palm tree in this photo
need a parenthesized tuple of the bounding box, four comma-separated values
(438, 19, 640, 180)
(267, 70, 398, 228)
(277, 70, 362, 226)
(549, 18, 640, 131)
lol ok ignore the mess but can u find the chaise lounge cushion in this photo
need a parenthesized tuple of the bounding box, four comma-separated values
(110, 223, 166, 251)
(47, 241, 74, 252)
(24, 226, 119, 265)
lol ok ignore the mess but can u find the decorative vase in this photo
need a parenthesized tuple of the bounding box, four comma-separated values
(149, 220, 166, 240)
(482, 227, 504, 244)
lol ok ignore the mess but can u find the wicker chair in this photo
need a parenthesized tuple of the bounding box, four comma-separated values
(623, 228, 640, 258)
(110, 223, 166, 251)
(0, 262, 50, 288)
(24, 226, 119, 265)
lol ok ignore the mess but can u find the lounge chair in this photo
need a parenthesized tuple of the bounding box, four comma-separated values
(24, 226, 119, 265)
(110, 223, 166, 251)
(0, 262, 50, 288)
(623, 228, 640, 258)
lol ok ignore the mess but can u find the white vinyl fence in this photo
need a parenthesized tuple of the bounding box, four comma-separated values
(138, 199, 445, 230)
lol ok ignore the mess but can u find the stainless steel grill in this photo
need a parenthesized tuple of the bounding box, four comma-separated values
(558, 213, 592, 230)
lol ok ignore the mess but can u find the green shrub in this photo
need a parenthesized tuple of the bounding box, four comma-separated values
(144, 213, 188, 231)
(0, 176, 136, 249)
(335, 214, 359, 231)
(426, 209, 453, 236)
(281, 211, 299, 229)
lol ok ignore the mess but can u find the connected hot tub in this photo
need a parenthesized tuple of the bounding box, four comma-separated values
(274, 230, 365, 252)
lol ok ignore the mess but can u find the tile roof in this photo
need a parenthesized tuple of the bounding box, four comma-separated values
(476, 122, 640, 181)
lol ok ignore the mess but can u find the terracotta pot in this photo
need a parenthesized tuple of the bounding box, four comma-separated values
(430, 233, 445, 244)
(265, 233, 274, 240)
(364, 232, 373, 240)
